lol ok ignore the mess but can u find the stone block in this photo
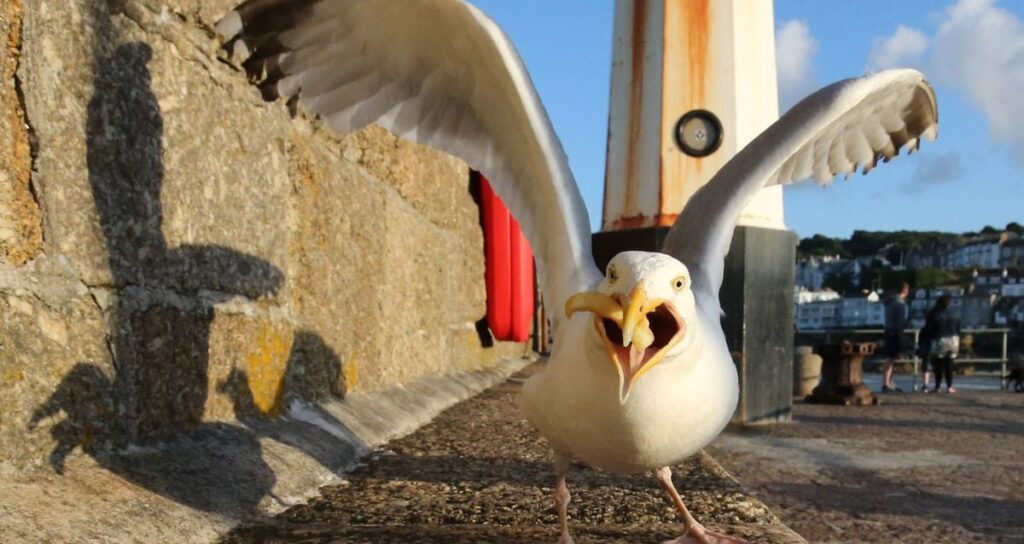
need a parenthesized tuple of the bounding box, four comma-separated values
(206, 311, 297, 420)
(0, 0, 43, 265)
(284, 131, 389, 393)
(340, 126, 473, 233)
(130, 306, 215, 437)
(286, 128, 523, 394)
(18, 0, 292, 289)
(3, 0, 529, 473)
(1, 292, 112, 471)
(156, 0, 240, 26)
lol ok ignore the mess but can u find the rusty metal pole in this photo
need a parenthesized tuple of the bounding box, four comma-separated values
(593, 0, 798, 423)
(597, 0, 784, 240)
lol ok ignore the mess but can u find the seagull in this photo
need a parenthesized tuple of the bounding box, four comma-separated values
(216, 1, 938, 542)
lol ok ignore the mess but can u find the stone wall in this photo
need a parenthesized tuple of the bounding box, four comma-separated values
(0, 0, 525, 470)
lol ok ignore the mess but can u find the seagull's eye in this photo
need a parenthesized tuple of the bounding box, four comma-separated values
(607, 265, 618, 283)
(672, 276, 688, 292)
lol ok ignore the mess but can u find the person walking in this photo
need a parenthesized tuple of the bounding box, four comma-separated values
(924, 295, 960, 394)
(881, 282, 910, 392)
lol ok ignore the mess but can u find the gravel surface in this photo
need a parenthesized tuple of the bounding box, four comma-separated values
(708, 390, 1024, 544)
(222, 364, 803, 543)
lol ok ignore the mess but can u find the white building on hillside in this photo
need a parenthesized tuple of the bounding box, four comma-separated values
(795, 290, 886, 331)
(794, 287, 841, 304)
(1002, 239, 1024, 268)
(795, 255, 841, 290)
(838, 291, 884, 328)
(795, 299, 841, 331)
(943, 238, 1001, 269)
(908, 287, 966, 328)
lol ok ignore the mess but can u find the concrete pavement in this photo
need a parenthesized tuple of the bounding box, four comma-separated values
(222, 364, 805, 544)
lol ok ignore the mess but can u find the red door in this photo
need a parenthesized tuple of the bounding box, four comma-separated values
(479, 175, 535, 343)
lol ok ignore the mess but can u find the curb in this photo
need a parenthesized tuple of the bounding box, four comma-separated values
(0, 357, 534, 543)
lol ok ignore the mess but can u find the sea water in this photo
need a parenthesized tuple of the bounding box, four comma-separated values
(863, 372, 1003, 392)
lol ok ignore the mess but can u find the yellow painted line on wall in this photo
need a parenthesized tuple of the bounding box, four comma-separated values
(244, 324, 292, 416)
(343, 355, 359, 394)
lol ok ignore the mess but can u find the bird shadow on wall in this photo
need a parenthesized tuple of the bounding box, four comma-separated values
(27, 35, 360, 519)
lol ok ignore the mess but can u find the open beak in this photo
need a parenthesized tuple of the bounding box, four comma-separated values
(566, 285, 687, 404)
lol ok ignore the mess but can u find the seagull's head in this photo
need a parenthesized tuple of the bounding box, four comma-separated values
(565, 251, 700, 404)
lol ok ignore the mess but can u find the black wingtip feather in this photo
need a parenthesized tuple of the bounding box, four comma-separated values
(221, 0, 321, 101)
(258, 78, 282, 101)
(236, 0, 320, 40)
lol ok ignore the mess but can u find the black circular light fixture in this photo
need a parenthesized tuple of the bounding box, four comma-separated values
(674, 109, 723, 157)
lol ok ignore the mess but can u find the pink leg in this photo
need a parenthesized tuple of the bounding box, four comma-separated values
(883, 359, 894, 387)
(654, 467, 750, 544)
(554, 456, 575, 544)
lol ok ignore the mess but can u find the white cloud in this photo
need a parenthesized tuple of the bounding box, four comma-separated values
(775, 19, 818, 112)
(868, 25, 930, 70)
(929, 0, 1024, 161)
(862, 0, 1024, 161)
(903, 152, 963, 193)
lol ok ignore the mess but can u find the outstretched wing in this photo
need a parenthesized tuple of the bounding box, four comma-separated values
(661, 69, 938, 310)
(216, 0, 600, 329)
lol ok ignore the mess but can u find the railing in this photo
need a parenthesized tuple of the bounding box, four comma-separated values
(796, 328, 1013, 390)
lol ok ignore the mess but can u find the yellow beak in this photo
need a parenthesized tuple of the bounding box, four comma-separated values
(621, 284, 655, 353)
(565, 291, 622, 326)
(565, 284, 679, 404)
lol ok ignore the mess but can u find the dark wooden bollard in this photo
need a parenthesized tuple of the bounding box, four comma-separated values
(805, 342, 879, 406)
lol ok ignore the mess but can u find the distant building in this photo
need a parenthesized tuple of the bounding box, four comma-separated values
(994, 297, 1024, 327)
(1003, 277, 1024, 297)
(794, 286, 841, 304)
(994, 270, 1024, 327)
(794, 288, 842, 331)
(1001, 238, 1024, 268)
(837, 291, 884, 329)
(942, 236, 1003, 269)
(959, 270, 1004, 328)
(961, 288, 999, 329)
(794, 255, 841, 290)
(794, 229, 1024, 331)
(901, 233, 1020, 272)
(908, 286, 965, 328)
(795, 298, 841, 331)
(904, 241, 957, 270)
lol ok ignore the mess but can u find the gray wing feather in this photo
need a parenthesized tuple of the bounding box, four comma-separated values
(217, 0, 601, 329)
(662, 69, 938, 312)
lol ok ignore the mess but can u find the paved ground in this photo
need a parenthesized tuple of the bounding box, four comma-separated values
(709, 389, 1024, 544)
(222, 365, 803, 543)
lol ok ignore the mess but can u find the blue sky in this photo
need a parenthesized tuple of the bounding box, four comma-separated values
(470, 0, 1024, 239)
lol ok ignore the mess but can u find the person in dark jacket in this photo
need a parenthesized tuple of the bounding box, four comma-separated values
(923, 295, 961, 393)
(881, 283, 910, 392)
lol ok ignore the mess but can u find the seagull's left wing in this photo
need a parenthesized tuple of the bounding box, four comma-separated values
(661, 69, 938, 310)
(215, 0, 601, 330)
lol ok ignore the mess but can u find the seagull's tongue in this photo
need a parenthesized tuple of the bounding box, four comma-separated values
(624, 322, 655, 375)
(628, 343, 646, 375)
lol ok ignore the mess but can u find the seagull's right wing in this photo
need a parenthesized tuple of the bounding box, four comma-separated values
(662, 69, 938, 311)
(216, 0, 600, 330)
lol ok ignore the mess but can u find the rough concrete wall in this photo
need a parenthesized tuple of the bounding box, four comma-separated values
(1, 0, 525, 471)
(0, 0, 43, 264)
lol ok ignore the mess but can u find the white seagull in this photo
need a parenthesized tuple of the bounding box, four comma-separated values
(216, 1, 938, 542)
